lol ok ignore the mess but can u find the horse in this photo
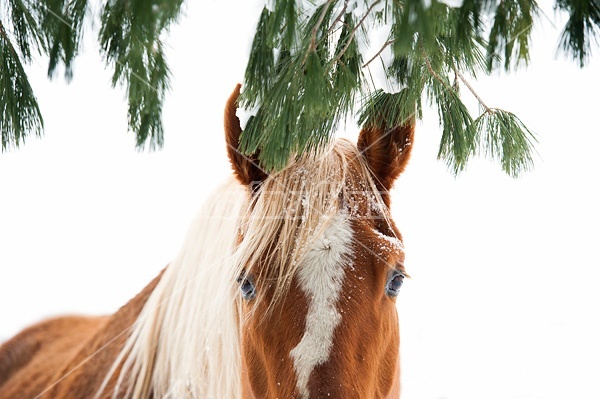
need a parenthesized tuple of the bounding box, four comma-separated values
(0, 84, 414, 399)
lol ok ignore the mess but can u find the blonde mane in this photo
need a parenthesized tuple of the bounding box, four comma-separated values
(100, 139, 389, 398)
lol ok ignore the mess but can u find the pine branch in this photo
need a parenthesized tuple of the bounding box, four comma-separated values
(422, 47, 453, 93)
(452, 66, 492, 113)
(6, 0, 46, 62)
(0, 18, 44, 150)
(305, 0, 335, 59)
(332, 0, 381, 65)
(486, 0, 538, 71)
(428, 70, 475, 175)
(358, 89, 417, 129)
(327, 0, 349, 35)
(472, 109, 537, 177)
(556, 0, 600, 67)
(0, 20, 16, 57)
(99, 0, 182, 150)
(362, 39, 395, 68)
(3, 0, 596, 175)
(36, 0, 89, 80)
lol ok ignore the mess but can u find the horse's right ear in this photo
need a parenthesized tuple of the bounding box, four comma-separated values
(224, 84, 267, 188)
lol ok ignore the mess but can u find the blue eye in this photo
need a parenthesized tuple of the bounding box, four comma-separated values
(238, 275, 256, 300)
(385, 271, 404, 297)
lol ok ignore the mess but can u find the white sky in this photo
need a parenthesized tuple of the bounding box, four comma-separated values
(1, 2, 599, 398)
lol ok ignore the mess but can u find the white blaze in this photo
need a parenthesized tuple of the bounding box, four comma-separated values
(289, 213, 354, 398)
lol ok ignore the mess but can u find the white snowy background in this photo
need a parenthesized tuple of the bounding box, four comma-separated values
(1, 2, 599, 398)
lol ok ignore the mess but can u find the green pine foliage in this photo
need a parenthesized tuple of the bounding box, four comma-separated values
(0, 0, 181, 151)
(487, 0, 538, 71)
(41, 0, 88, 79)
(1, 1, 41, 149)
(240, 1, 365, 169)
(0, 20, 43, 149)
(472, 109, 537, 177)
(556, 0, 600, 66)
(0, 0, 599, 176)
(239, 0, 544, 175)
(99, 0, 182, 149)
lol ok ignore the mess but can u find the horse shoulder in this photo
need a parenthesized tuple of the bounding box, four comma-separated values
(0, 315, 108, 397)
(49, 271, 164, 398)
(0, 271, 164, 399)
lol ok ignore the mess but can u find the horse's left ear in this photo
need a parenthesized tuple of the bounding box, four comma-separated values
(357, 122, 415, 193)
(224, 84, 267, 188)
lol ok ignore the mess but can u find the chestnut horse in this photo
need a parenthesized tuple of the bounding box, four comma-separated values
(0, 85, 414, 399)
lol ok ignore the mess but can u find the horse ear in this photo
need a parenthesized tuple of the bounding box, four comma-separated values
(357, 122, 415, 192)
(224, 84, 267, 188)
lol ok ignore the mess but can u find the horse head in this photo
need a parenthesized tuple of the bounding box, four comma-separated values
(226, 84, 414, 399)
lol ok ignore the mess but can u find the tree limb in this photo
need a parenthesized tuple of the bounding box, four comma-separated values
(332, 0, 382, 65)
(453, 66, 492, 113)
(362, 39, 395, 68)
(422, 48, 451, 91)
(327, 0, 349, 35)
(302, 0, 336, 66)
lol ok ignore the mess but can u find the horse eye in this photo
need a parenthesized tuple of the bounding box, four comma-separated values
(385, 271, 404, 297)
(237, 276, 256, 300)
